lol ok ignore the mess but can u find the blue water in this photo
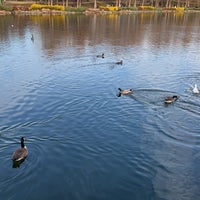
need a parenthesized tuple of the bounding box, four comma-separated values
(0, 13, 200, 200)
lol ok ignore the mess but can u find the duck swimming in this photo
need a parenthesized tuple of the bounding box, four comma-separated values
(192, 84, 199, 94)
(117, 88, 133, 97)
(31, 34, 34, 42)
(12, 137, 28, 162)
(96, 53, 104, 58)
(116, 60, 123, 65)
(164, 95, 179, 104)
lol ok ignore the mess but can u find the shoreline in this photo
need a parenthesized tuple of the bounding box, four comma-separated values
(1, 8, 200, 16)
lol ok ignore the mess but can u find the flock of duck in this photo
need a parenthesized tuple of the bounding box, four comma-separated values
(96, 53, 199, 104)
(11, 53, 199, 167)
(12, 84, 198, 166)
(97, 53, 123, 65)
(11, 52, 123, 167)
(117, 84, 199, 104)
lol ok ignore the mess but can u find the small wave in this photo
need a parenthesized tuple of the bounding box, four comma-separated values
(0, 114, 61, 134)
(125, 88, 179, 107)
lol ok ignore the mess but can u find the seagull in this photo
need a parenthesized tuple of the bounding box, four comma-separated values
(193, 84, 199, 94)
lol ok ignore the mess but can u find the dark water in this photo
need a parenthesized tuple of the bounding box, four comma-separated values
(0, 13, 200, 200)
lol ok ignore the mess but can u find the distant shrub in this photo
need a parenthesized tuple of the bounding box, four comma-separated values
(139, 6, 155, 10)
(193, 7, 200, 10)
(128, 7, 138, 11)
(99, 6, 118, 11)
(119, 7, 137, 11)
(0, 5, 13, 11)
(164, 7, 185, 11)
(29, 4, 65, 11)
(65, 7, 86, 12)
(175, 7, 185, 11)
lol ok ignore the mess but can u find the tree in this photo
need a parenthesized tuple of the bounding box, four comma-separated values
(166, 0, 172, 7)
(115, 0, 121, 7)
(65, 0, 69, 7)
(94, 0, 97, 9)
(155, 0, 160, 7)
(133, 0, 137, 7)
(77, 0, 81, 7)
(141, 0, 145, 6)
(185, 0, 190, 7)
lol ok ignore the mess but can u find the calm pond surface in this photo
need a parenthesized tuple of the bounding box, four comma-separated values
(0, 12, 200, 200)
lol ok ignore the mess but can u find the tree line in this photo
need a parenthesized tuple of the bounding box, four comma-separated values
(1, 0, 199, 9)
(42, 0, 199, 8)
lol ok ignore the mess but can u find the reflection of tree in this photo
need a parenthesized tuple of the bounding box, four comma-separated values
(0, 12, 196, 56)
(1, 13, 199, 56)
(26, 13, 199, 57)
(0, 13, 194, 57)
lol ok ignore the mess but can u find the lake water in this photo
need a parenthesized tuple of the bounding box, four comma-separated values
(0, 12, 200, 200)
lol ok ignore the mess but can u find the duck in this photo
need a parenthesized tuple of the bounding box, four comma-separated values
(96, 53, 104, 58)
(192, 84, 199, 94)
(164, 95, 179, 104)
(12, 137, 28, 162)
(117, 88, 133, 97)
(31, 34, 34, 42)
(116, 60, 123, 65)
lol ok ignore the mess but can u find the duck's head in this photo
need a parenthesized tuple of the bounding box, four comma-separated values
(21, 137, 25, 148)
(172, 95, 179, 100)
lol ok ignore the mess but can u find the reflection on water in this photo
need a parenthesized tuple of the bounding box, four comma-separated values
(0, 13, 200, 200)
(1, 13, 200, 54)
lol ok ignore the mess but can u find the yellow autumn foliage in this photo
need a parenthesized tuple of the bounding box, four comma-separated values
(164, 7, 185, 11)
(29, 4, 65, 11)
(99, 6, 119, 11)
(139, 6, 155, 10)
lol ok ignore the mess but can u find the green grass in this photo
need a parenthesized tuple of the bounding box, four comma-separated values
(119, 7, 138, 11)
(0, 5, 13, 11)
(65, 7, 86, 12)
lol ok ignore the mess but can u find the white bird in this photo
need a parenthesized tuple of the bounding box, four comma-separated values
(192, 84, 199, 94)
